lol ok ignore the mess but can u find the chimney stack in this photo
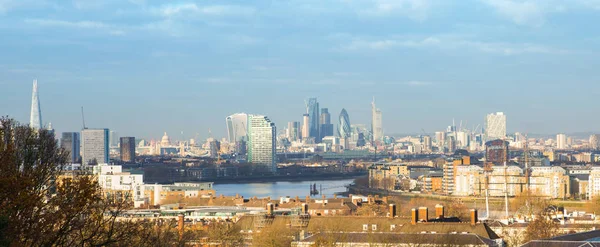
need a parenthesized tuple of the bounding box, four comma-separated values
(177, 214, 185, 240)
(435, 204, 445, 219)
(470, 209, 478, 226)
(418, 207, 428, 222)
(389, 204, 397, 218)
(411, 208, 419, 225)
(267, 203, 274, 216)
(302, 203, 308, 215)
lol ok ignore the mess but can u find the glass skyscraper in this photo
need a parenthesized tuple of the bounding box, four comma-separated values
(29, 80, 42, 129)
(226, 113, 248, 143)
(306, 98, 320, 142)
(247, 115, 276, 173)
(61, 132, 80, 163)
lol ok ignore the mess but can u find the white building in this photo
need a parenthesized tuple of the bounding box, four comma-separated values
(247, 114, 277, 172)
(556, 134, 567, 149)
(485, 112, 506, 140)
(94, 164, 145, 208)
(588, 167, 600, 200)
(81, 128, 109, 165)
(454, 165, 484, 196)
(371, 98, 383, 143)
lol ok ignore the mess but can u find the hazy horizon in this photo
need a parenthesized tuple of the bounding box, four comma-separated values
(2, 0, 600, 141)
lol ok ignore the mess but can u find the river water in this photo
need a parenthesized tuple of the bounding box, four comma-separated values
(212, 179, 354, 199)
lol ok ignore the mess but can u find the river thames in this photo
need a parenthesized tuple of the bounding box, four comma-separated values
(212, 179, 354, 198)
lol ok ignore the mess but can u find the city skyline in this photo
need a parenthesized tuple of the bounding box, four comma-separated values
(2, 1, 600, 140)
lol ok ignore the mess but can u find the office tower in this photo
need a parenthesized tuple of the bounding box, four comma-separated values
(247, 115, 276, 173)
(306, 98, 320, 141)
(61, 132, 80, 163)
(371, 98, 383, 143)
(110, 131, 119, 147)
(485, 112, 506, 140)
(120, 137, 136, 162)
(435, 131, 446, 147)
(320, 108, 334, 139)
(338, 109, 351, 149)
(81, 128, 110, 165)
(556, 134, 567, 149)
(29, 80, 42, 129)
(590, 134, 599, 150)
(423, 136, 432, 152)
(287, 121, 300, 141)
(485, 139, 509, 165)
(225, 113, 248, 143)
(301, 114, 310, 141)
(456, 131, 469, 148)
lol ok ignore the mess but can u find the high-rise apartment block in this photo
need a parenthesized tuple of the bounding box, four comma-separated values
(61, 132, 80, 163)
(301, 114, 310, 141)
(120, 137, 136, 162)
(485, 112, 506, 140)
(247, 115, 276, 173)
(590, 134, 599, 150)
(82, 128, 110, 165)
(485, 139, 509, 165)
(557, 134, 567, 149)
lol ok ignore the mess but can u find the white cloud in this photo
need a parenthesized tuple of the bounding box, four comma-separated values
(158, 3, 255, 18)
(337, 35, 568, 55)
(25, 19, 126, 35)
(341, 0, 432, 21)
(481, 0, 567, 27)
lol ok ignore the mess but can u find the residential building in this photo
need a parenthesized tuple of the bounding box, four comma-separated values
(529, 166, 570, 199)
(488, 165, 524, 197)
(423, 173, 443, 192)
(247, 114, 277, 173)
(81, 128, 109, 165)
(301, 114, 309, 141)
(61, 132, 80, 163)
(485, 112, 506, 140)
(368, 162, 409, 190)
(94, 164, 145, 207)
(590, 134, 599, 150)
(120, 137, 135, 162)
(454, 165, 484, 196)
(557, 134, 567, 149)
(144, 182, 215, 206)
(485, 139, 509, 165)
(443, 156, 471, 195)
(588, 167, 600, 200)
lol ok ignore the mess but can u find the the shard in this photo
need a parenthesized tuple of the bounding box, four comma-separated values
(30, 79, 42, 129)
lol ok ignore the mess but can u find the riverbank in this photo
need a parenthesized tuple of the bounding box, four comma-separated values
(200, 172, 366, 184)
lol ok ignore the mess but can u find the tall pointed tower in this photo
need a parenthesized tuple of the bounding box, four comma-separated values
(30, 79, 42, 129)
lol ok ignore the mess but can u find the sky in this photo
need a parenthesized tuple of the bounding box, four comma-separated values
(1, 0, 600, 141)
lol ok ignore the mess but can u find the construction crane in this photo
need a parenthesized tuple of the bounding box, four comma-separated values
(81, 106, 87, 129)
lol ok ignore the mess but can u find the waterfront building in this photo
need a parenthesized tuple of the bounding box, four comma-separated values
(529, 166, 570, 199)
(557, 134, 568, 149)
(368, 162, 409, 190)
(319, 108, 334, 140)
(485, 112, 506, 140)
(247, 114, 277, 173)
(144, 182, 215, 206)
(371, 98, 383, 143)
(488, 165, 524, 197)
(29, 79, 42, 129)
(226, 113, 248, 143)
(338, 109, 351, 149)
(423, 173, 443, 192)
(442, 156, 471, 195)
(61, 132, 80, 163)
(287, 121, 300, 141)
(306, 98, 320, 142)
(81, 128, 109, 165)
(587, 167, 600, 200)
(454, 165, 484, 196)
(485, 139, 509, 165)
(94, 164, 145, 207)
(120, 137, 136, 162)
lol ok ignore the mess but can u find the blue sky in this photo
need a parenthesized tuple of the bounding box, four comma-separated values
(1, 0, 600, 141)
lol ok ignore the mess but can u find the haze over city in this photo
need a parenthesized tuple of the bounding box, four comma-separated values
(2, 0, 600, 140)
